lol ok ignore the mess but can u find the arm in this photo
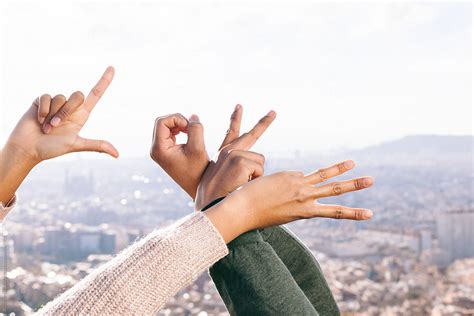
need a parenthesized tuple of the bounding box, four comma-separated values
(0, 67, 118, 220)
(149, 104, 276, 203)
(194, 110, 369, 315)
(39, 212, 228, 315)
(40, 163, 372, 315)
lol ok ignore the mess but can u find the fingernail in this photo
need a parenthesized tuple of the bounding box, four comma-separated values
(364, 177, 374, 187)
(50, 117, 61, 127)
(344, 160, 355, 169)
(39, 117, 45, 124)
(267, 110, 276, 116)
(363, 210, 373, 219)
(43, 124, 52, 134)
(235, 104, 242, 110)
(189, 114, 200, 123)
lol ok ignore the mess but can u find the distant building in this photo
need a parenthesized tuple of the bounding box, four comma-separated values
(64, 170, 95, 197)
(436, 210, 474, 263)
(39, 224, 117, 262)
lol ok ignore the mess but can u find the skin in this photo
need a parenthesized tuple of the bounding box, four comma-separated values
(150, 113, 209, 198)
(0, 67, 118, 214)
(150, 104, 277, 208)
(0, 67, 374, 244)
(206, 167, 374, 243)
(151, 106, 375, 243)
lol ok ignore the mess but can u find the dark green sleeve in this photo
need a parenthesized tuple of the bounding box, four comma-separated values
(209, 230, 318, 316)
(202, 198, 339, 316)
(260, 226, 340, 315)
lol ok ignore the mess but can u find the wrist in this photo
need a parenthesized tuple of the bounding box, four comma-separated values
(2, 141, 40, 170)
(203, 194, 251, 243)
(0, 142, 38, 205)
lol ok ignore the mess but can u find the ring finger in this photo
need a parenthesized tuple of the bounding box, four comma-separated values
(43, 94, 66, 133)
(313, 176, 374, 199)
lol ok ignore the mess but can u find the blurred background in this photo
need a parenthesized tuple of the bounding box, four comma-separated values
(0, 1, 472, 315)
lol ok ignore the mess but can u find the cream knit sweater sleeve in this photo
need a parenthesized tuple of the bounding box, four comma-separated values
(38, 212, 229, 315)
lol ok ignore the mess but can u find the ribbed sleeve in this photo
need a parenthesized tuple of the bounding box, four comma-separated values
(0, 195, 16, 221)
(38, 212, 229, 315)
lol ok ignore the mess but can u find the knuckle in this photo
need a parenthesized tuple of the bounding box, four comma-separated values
(337, 162, 346, 173)
(91, 87, 102, 98)
(228, 126, 239, 134)
(317, 169, 327, 180)
(332, 183, 342, 195)
(58, 107, 69, 118)
(295, 188, 309, 203)
(244, 131, 257, 140)
(354, 179, 364, 190)
(234, 156, 246, 166)
(335, 207, 344, 219)
(354, 209, 364, 220)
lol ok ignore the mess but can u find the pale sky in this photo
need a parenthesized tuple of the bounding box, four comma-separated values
(0, 1, 472, 157)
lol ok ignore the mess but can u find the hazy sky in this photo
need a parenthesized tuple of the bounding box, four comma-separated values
(0, 1, 472, 157)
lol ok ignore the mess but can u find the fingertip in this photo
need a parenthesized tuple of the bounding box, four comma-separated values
(189, 114, 200, 124)
(50, 117, 61, 127)
(364, 176, 374, 187)
(344, 160, 355, 170)
(104, 142, 119, 158)
(235, 104, 242, 111)
(106, 66, 115, 77)
(363, 209, 373, 219)
(71, 90, 85, 102)
(38, 117, 45, 124)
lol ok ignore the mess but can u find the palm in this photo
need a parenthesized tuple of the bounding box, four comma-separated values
(6, 67, 117, 163)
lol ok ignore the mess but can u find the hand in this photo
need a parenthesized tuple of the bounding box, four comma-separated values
(205, 160, 374, 243)
(195, 105, 276, 209)
(150, 114, 208, 199)
(5, 66, 119, 164)
(0, 67, 118, 207)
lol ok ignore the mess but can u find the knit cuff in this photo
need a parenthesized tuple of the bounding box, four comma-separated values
(166, 212, 229, 274)
(0, 195, 16, 221)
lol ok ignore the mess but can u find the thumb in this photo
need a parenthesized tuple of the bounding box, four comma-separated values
(186, 114, 205, 152)
(74, 137, 120, 158)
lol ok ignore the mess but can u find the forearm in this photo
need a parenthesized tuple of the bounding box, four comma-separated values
(210, 230, 318, 316)
(203, 198, 339, 315)
(39, 212, 228, 315)
(0, 142, 37, 213)
(261, 226, 340, 315)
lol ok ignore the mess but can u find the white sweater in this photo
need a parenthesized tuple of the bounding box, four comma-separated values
(1, 198, 229, 315)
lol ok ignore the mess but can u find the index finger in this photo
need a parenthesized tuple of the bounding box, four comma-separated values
(83, 66, 115, 112)
(230, 110, 276, 150)
(154, 113, 188, 139)
(219, 104, 243, 150)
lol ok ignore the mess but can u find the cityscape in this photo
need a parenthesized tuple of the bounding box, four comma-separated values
(0, 135, 473, 315)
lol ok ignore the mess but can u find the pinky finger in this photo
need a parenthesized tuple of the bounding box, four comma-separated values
(38, 94, 52, 124)
(312, 204, 373, 220)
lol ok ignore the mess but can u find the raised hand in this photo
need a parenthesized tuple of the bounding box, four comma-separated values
(150, 104, 276, 201)
(6, 66, 119, 163)
(195, 105, 276, 209)
(0, 67, 118, 208)
(205, 160, 374, 243)
(150, 114, 208, 199)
